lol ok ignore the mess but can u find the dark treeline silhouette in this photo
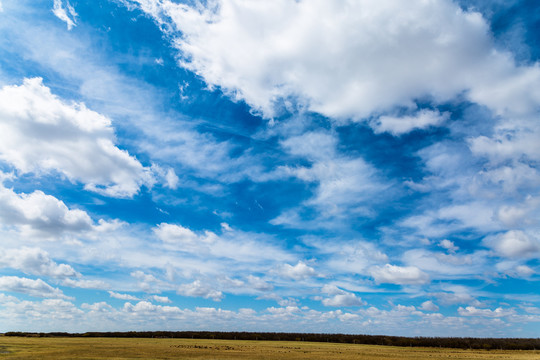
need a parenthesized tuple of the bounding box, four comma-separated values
(3, 331, 540, 350)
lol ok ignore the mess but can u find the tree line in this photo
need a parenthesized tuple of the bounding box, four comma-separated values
(3, 331, 539, 350)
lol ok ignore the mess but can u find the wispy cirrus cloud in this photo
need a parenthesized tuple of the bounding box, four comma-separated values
(52, 0, 77, 30)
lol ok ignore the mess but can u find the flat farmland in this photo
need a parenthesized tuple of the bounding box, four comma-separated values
(1, 337, 539, 360)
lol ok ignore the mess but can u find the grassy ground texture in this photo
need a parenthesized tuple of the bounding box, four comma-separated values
(1, 337, 539, 359)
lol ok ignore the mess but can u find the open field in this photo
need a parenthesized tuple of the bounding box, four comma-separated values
(0, 337, 539, 360)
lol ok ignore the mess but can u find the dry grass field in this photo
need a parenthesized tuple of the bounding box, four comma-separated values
(0, 337, 539, 360)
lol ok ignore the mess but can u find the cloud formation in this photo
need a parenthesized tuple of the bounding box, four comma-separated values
(0, 78, 154, 198)
(52, 0, 77, 30)
(177, 280, 223, 301)
(0, 0, 539, 337)
(0, 276, 70, 299)
(0, 247, 78, 278)
(127, 0, 539, 124)
(371, 264, 430, 285)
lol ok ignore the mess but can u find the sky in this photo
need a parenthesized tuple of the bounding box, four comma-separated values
(0, 0, 539, 338)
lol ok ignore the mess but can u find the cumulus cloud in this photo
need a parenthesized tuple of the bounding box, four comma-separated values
(277, 261, 317, 280)
(52, 0, 77, 30)
(458, 306, 515, 317)
(108, 291, 140, 301)
(154, 223, 210, 250)
(0, 78, 156, 198)
(0, 182, 93, 236)
(177, 280, 223, 301)
(320, 285, 365, 307)
(439, 240, 459, 253)
(484, 230, 540, 259)
(246, 275, 273, 292)
(371, 110, 449, 136)
(0, 276, 70, 299)
(130, 271, 164, 292)
(82, 302, 113, 313)
(150, 295, 172, 303)
(371, 264, 429, 285)
(0, 247, 79, 278)
(123, 301, 183, 316)
(126, 0, 539, 125)
(1, 298, 84, 325)
(420, 300, 439, 312)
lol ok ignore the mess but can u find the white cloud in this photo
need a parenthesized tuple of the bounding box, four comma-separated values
(154, 223, 208, 249)
(514, 265, 535, 277)
(0, 8, 250, 193)
(0, 247, 78, 278)
(495, 261, 536, 278)
(246, 275, 273, 292)
(150, 295, 172, 303)
(291, 158, 381, 213)
(0, 293, 20, 303)
(154, 223, 293, 264)
(320, 285, 365, 307)
(82, 302, 113, 313)
(420, 300, 439, 312)
(0, 78, 155, 198)
(484, 230, 540, 259)
(0, 298, 84, 325)
(0, 182, 93, 236)
(266, 306, 301, 318)
(371, 110, 449, 136)
(150, 164, 179, 189)
(439, 239, 458, 253)
(467, 62, 540, 119)
(108, 291, 140, 301)
(431, 285, 482, 306)
(177, 280, 223, 301)
(401, 249, 485, 279)
(130, 270, 163, 292)
(279, 131, 338, 161)
(371, 264, 429, 285)
(125, 0, 539, 127)
(400, 200, 502, 238)
(123, 301, 183, 316)
(62, 278, 109, 289)
(305, 237, 388, 276)
(458, 306, 515, 317)
(480, 165, 540, 195)
(0, 276, 70, 299)
(0, 293, 537, 336)
(52, 0, 77, 30)
(272, 131, 387, 228)
(277, 261, 317, 280)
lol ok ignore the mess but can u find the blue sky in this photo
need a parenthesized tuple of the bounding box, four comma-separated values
(0, 0, 539, 337)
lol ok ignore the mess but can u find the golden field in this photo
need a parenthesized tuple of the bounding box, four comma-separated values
(1, 337, 539, 359)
